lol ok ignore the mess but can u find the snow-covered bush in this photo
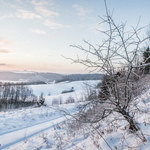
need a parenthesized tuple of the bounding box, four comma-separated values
(37, 92, 45, 107)
(66, 96, 75, 104)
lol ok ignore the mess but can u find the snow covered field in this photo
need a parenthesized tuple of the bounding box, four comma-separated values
(30, 80, 100, 105)
(0, 104, 77, 149)
(0, 80, 100, 149)
(30, 80, 99, 96)
(1, 79, 150, 149)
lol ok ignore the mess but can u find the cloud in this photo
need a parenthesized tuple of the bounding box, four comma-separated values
(0, 49, 10, 53)
(0, 1, 57, 20)
(31, 0, 50, 6)
(0, 38, 13, 53)
(0, 63, 7, 66)
(15, 0, 21, 2)
(0, 9, 42, 20)
(31, 0, 58, 18)
(0, 14, 15, 20)
(0, 37, 12, 46)
(44, 20, 70, 29)
(73, 4, 88, 17)
(35, 6, 59, 17)
(30, 28, 47, 35)
(15, 9, 42, 19)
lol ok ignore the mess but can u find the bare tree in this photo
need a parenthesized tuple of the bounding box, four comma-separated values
(67, 0, 149, 142)
(0, 83, 36, 111)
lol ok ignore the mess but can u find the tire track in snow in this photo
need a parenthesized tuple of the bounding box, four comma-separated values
(0, 112, 74, 149)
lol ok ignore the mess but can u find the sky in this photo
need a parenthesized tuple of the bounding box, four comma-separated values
(0, 0, 150, 74)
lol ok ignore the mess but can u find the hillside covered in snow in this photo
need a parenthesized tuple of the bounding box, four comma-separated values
(0, 75, 150, 149)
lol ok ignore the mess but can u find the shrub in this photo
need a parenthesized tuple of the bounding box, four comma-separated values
(37, 92, 45, 107)
(66, 97, 75, 104)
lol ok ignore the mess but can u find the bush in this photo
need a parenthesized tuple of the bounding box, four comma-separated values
(98, 75, 113, 100)
(66, 97, 75, 104)
(37, 92, 45, 107)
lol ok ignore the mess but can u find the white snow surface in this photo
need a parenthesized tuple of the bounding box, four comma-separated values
(1, 79, 150, 149)
(0, 104, 78, 149)
(30, 80, 99, 96)
(31, 80, 100, 104)
(0, 80, 100, 149)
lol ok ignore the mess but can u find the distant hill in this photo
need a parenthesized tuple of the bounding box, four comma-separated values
(0, 71, 64, 84)
(59, 73, 103, 82)
(0, 71, 103, 84)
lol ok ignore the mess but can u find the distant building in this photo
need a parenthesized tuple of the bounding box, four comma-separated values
(61, 87, 75, 94)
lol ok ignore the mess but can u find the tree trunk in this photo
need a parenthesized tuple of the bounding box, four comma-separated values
(119, 109, 139, 132)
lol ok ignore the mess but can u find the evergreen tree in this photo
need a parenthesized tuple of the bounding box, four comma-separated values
(37, 92, 45, 106)
(143, 47, 150, 74)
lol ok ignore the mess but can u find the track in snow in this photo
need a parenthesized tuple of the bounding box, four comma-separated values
(0, 113, 72, 149)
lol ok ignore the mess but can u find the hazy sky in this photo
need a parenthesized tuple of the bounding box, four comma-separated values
(0, 0, 149, 73)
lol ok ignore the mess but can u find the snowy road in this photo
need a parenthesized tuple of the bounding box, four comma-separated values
(0, 114, 71, 149)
